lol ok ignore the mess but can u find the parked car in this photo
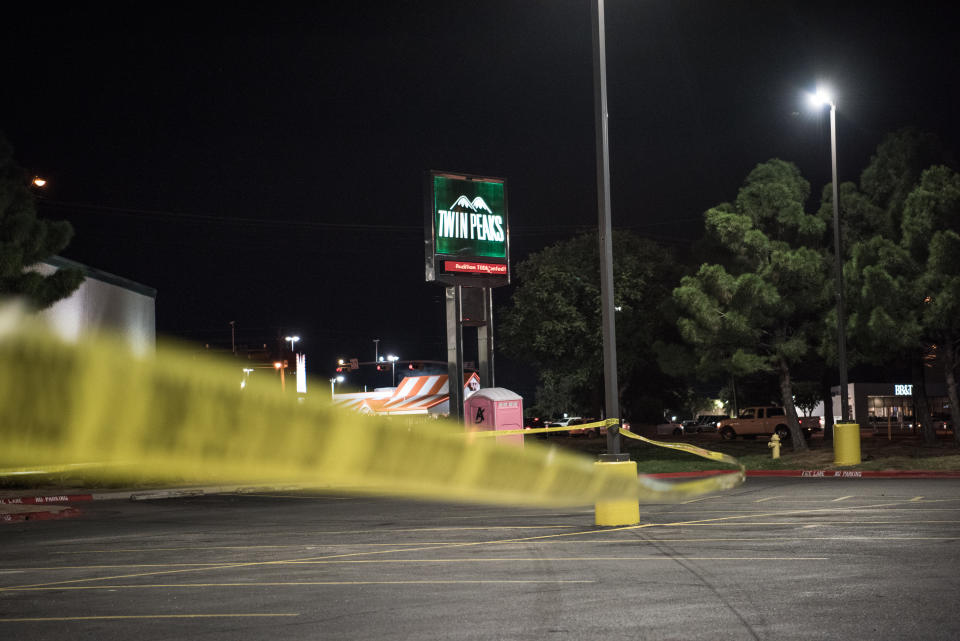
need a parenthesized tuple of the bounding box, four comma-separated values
(579, 418, 631, 438)
(718, 406, 818, 440)
(655, 421, 685, 436)
(567, 417, 598, 436)
(693, 415, 728, 433)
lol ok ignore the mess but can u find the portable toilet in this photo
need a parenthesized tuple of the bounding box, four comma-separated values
(464, 388, 524, 446)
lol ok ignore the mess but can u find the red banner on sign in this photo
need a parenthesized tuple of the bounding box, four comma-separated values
(444, 261, 507, 275)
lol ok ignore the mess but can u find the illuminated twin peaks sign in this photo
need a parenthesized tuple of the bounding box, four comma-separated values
(425, 171, 510, 287)
(436, 196, 505, 247)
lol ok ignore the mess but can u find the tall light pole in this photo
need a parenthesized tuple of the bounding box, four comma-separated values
(592, 0, 622, 456)
(330, 375, 344, 399)
(373, 338, 380, 363)
(809, 86, 850, 423)
(387, 354, 399, 387)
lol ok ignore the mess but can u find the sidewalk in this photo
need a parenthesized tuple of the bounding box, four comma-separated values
(0, 483, 304, 523)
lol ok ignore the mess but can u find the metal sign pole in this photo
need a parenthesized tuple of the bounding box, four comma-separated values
(477, 287, 495, 388)
(446, 285, 465, 421)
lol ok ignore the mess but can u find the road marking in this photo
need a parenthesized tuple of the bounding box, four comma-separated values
(0, 498, 935, 593)
(753, 496, 780, 503)
(10, 580, 596, 591)
(278, 556, 828, 564)
(0, 557, 827, 575)
(681, 496, 722, 504)
(831, 496, 854, 502)
(911, 496, 924, 502)
(56, 543, 468, 554)
(0, 613, 300, 622)
(525, 536, 960, 543)
(2, 563, 236, 571)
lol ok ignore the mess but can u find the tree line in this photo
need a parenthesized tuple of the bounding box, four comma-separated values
(499, 127, 959, 452)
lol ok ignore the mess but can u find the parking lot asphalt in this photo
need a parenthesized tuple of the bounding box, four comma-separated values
(2, 478, 960, 640)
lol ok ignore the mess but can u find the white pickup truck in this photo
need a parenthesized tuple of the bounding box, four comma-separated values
(718, 406, 820, 441)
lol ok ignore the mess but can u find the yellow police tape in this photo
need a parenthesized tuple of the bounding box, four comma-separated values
(467, 419, 620, 437)
(469, 420, 746, 497)
(0, 315, 743, 506)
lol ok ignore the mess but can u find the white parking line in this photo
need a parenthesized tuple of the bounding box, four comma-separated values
(831, 495, 854, 502)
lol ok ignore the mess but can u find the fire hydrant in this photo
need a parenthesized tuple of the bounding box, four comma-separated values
(768, 433, 781, 459)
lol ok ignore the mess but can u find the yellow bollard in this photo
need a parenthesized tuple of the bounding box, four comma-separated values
(834, 422, 862, 466)
(594, 460, 640, 526)
(768, 433, 781, 459)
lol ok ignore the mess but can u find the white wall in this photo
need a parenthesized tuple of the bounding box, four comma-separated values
(34, 259, 156, 355)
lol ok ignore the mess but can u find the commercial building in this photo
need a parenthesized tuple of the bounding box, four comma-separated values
(34, 256, 157, 354)
(829, 381, 950, 427)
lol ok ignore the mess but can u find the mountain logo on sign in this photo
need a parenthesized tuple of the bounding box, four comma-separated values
(436, 195, 505, 244)
(449, 196, 492, 213)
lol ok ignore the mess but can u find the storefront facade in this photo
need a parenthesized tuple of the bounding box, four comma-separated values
(829, 382, 950, 428)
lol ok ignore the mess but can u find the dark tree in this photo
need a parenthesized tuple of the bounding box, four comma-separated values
(0, 134, 83, 309)
(673, 159, 830, 451)
(499, 231, 682, 422)
(842, 129, 953, 445)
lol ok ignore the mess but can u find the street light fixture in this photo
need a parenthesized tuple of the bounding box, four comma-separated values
(808, 85, 850, 424)
(285, 335, 300, 354)
(330, 375, 344, 399)
(387, 354, 399, 387)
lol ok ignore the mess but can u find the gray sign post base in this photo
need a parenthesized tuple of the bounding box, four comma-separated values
(446, 285, 494, 422)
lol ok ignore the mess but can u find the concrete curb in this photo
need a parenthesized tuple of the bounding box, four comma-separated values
(0, 484, 309, 505)
(0, 484, 309, 523)
(1, 506, 83, 522)
(648, 469, 960, 479)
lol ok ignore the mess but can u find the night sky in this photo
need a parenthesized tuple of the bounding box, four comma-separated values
(2, 2, 957, 392)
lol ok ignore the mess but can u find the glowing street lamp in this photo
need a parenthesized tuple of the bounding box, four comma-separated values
(387, 354, 399, 387)
(330, 375, 344, 399)
(274, 361, 286, 392)
(808, 85, 850, 423)
(31, 176, 47, 188)
(285, 335, 300, 354)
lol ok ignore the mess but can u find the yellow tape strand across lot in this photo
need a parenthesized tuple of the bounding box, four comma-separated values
(0, 316, 743, 506)
(470, 420, 745, 497)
